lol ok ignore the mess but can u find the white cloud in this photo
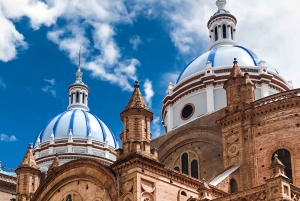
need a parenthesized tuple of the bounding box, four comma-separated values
(0, 78, 6, 89)
(42, 78, 56, 97)
(0, 0, 138, 91)
(143, 79, 154, 108)
(44, 78, 55, 86)
(0, 134, 17, 142)
(151, 116, 162, 138)
(130, 35, 142, 50)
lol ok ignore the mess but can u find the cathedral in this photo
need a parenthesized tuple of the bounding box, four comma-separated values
(1, 0, 300, 200)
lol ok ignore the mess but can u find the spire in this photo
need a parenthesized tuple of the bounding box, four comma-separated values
(118, 80, 156, 160)
(198, 179, 211, 190)
(124, 80, 149, 110)
(67, 47, 90, 111)
(271, 154, 285, 168)
(48, 154, 60, 173)
(18, 143, 38, 169)
(75, 46, 83, 83)
(230, 58, 244, 77)
(68, 129, 73, 143)
(216, 0, 226, 10)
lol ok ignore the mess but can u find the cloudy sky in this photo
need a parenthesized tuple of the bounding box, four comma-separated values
(0, 0, 299, 169)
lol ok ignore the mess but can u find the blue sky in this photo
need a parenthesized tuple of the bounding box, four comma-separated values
(1, 0, 300, 170)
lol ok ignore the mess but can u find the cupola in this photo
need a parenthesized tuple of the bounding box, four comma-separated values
(67, 50, 89, 111)
(208, 0, 237, 50)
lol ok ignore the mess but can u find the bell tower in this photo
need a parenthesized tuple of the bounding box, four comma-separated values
(117, 80, 157, 160)
(15, 144, 41, 201)
(223, 58, 255, 114)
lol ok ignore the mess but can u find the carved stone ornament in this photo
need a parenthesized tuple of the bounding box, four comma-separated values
(227, 144, 239, 157)
(226, 134, 238, 144)
(122, 192, 133, 201)
(121, 180, 134, 193)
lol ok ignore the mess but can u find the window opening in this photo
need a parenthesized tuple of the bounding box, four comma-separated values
(66, 195, 72, 201)
(222, 24, 227, 38)
(182, 153, 189, 175)
(76, 92, 79, 103)
(230, 179, 238, 193)
(191, 160, 199, 179)
(214, 26, 218, 41)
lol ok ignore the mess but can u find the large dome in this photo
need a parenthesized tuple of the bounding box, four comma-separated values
(176, 45, 279, 83)
(35, 109, 118, 148)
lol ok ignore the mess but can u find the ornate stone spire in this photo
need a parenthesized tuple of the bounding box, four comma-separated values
(18, 143, 38, 169)
(198, 179, 210, 190)
(118, 80, 157, 160)
(48, 154, 60, 173)
(124, 80, 149, 110)
(230, 58, 244, 77)
(16, 144, 41, 201)
(271, 154, 285, 168)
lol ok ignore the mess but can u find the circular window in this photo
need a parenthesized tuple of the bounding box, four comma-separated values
(181, 104, 195, 120)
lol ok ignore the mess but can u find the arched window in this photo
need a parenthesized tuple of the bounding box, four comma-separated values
(222, 24, 227, 38)
(82, 94, 85, 104)
(174, 166, 180, 172)
(182, 153, 189, 175)
(214, 26, 218, 41)
(191, 160, 199, 179)
(272, 149, 292, 181)
(230, 179, 238, 193)
(76, 92, 79, 103)
(231, 27, 233, 39)
(71, 93, 73, 104)
(66, 195, 72, 201)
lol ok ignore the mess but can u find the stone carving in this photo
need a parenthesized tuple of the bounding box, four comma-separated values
(226, 134, 238, 144)
(141, 179, 155, 193)
(227, 144, 239, 157)
(121, 180, 133, 193)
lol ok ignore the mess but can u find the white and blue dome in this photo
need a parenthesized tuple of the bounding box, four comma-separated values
(35, 109, 118, 148)
(176, 45, 279, 83)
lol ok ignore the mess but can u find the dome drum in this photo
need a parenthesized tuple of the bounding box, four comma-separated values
(162, 46, 291, 132)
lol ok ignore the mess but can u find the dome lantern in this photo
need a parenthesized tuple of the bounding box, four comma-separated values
(208, 0, 237, 50)
(67, 48, 90, 111)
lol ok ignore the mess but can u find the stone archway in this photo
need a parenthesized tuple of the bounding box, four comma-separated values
(31, 159, 118, 201)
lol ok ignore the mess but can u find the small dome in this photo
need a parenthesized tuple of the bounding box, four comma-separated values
(176, 45, 279, 83)
(35, 109, 118, 148)
(212, 9, 230, 17)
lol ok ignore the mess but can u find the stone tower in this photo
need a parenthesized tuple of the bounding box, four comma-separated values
(217, 59, 256, 191)
(223, 58, 255, 115)
(15, 144, 41, 201)
(117, 80, 157, 160)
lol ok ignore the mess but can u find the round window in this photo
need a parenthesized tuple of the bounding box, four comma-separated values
(181, 104, 194, 120)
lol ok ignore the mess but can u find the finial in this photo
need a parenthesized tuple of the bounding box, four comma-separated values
(134, 80, 139, 88)
(216, 0, 227, 10)
(77, 46, 81, 72)
(28, 143, 33, 149)
(233, 58, 237, 64)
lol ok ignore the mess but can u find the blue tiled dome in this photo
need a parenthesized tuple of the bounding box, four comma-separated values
(34, 109, 118, 148)
(176, 45, 279, 83)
